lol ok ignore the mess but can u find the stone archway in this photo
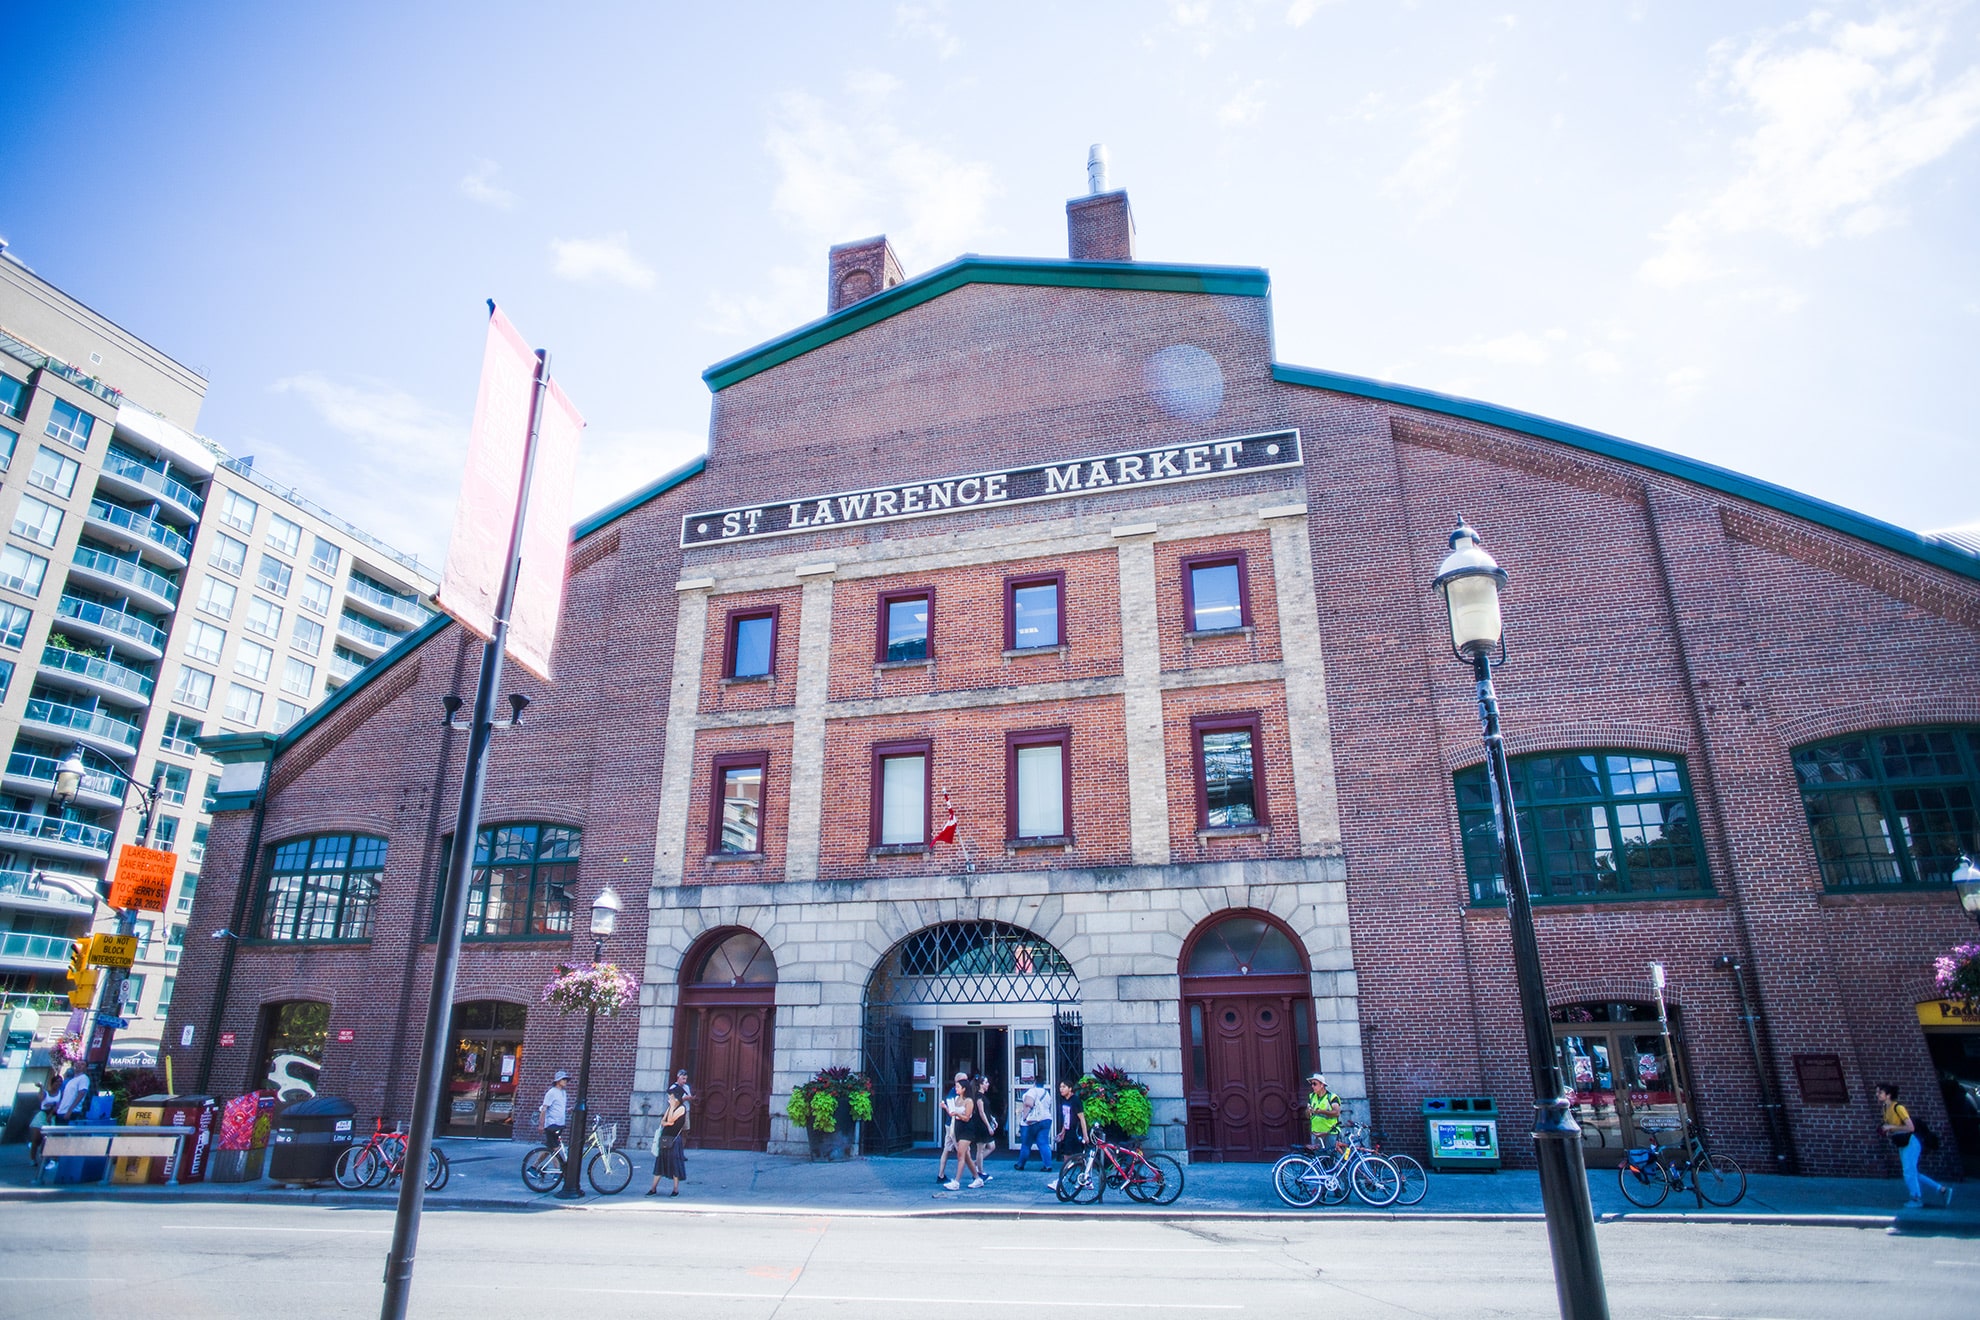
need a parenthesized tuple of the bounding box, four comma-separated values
(675, 927, 778, 1151)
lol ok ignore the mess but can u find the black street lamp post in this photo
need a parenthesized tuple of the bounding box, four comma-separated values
(1433, 521, 1610, 1320)
(1953, 855, 1980, 926)
(557, 886, 623, 1200)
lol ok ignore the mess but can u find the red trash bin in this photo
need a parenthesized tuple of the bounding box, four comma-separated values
(161, 1095, 218, 1183)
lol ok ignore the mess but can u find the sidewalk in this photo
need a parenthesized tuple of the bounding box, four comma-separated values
(5, 1137, 1971, 1232)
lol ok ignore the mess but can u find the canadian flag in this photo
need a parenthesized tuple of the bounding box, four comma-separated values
(933, 791, 958, 845)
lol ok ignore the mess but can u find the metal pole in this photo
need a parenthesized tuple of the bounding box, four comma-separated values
(557, 933, 605, 1199)
(1717, 954, 1794, 1173)
(380, 341, 550, 1320)
(197, 786, 269, 1092)
(1648, 968, 1699, 1207)
(1474, 651, 1609, 1320)
(87, 766, 165, 1086)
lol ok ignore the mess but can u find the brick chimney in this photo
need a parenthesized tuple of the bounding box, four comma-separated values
(1067, 145, 1134, 261)
(828, 236, 904, 313)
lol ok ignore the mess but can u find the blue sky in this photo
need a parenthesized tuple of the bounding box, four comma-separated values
(2, 1, 1976, 569)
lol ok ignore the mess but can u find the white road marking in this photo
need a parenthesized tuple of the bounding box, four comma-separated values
(983, 1246, 1256, 1253)
(503, 1283, 1239, 1309)
(163, 1224, 391, 1234)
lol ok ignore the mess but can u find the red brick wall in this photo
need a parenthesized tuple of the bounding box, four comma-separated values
(1154, 530, 1282, 672)
(699, 586, 803, 714)
(1160, 683, 1301, 863)
(681, 723, 796, 886)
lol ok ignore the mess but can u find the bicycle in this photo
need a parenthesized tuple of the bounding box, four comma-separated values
(1054, 1130, 1184, 1206)
(335, 1119, 449, 1191)
(1271, 1125, 1402, 1208)
(1616, 1120, 1745, 1208)
(521, 1121, 632, 1195)
(1361, 1127, 1428, 1206)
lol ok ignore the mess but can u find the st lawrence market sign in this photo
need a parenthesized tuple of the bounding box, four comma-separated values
(682, 428, 1302, 546)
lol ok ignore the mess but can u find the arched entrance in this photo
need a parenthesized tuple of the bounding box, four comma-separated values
(1180, 912, 1314, 1161)
(862, 921, 1080, 1154)
(675, 928, 777, 1151)
(445, 1001, 527, 1137)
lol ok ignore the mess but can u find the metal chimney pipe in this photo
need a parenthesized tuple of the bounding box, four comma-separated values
(1087, 144, 1109, 195)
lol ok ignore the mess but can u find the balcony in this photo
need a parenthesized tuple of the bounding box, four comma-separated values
(3, 751, 124, 810)
(22, 697, 141, 758)
(57, 595, 166, 658)
(96, 449, 203, 520)
(335, 612, 397, 656)
(0, 866, 96, 917)
(68, 545, 180, 611)
(0, 929, 74, 973)
(86, 499, 192, 567)
(0, 990, 72, 1013)
(0, 810, 114, 862)
(343, 576, 429, 627)
(37, 644, 154, 707)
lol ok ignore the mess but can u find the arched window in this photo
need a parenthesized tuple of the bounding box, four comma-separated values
(1183, 915, 1305, 977)
(257, 834, 386, 942)
(1793, 725, 1980, 889)
(690, 929, 777, 986)
(443, 823, 580, 940)
(1455, 751, 1709, 904)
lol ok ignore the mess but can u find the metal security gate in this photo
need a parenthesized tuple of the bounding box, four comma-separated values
(861, 921, 1079, 1154)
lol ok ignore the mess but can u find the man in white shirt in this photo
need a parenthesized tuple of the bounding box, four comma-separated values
(1013, 1078, 1054, 1171)
(536, 1071, 569, 1150)
(54, 1066, 92, 1123)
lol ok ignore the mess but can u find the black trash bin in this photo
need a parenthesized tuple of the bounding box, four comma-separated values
(267, 1096, 356, 1184)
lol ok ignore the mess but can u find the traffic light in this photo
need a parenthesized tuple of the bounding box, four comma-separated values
(66, 937, 99, 1009)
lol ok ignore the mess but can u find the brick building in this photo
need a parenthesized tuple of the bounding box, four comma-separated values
(166, 180, 1980, 1179)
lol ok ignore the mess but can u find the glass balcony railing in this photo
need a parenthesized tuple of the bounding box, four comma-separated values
(337, 613, 398, 649)
(0, 930, 75, 964)
(0, 866, 96, 911)
(0, 810, 114, 853)
(6, 751, 122, 799)
(23, 698, 142, 751)
(100, 449, 204, 515)
(71, 545, 180, 604)
(328, 651, 367, 683)
(39, 644, 155, 700)
(344, 576, 429, 624)
(57, 595, 167, 651)
(0, 990, 72, 1013)
(88, 499, 193, 559)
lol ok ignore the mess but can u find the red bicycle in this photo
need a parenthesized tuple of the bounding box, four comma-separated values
(1055, 1130, 1183, 1205)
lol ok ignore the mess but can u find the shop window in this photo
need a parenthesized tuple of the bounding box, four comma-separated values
(871, 739, 931, 848)
(876, 589, 932, 663)
(1181, 552, 1249, 633)
(1006, 727, 1071, 842)
(1193, 713, 1267, 831)
(256, 833, 387, 942)
(1005, 573, 1063, 651)
(707, 752, 767, 855)
(724, 607, 777, 679)
(1456, 750, 1710, 905)
(1793, 725, 1980, 889)
(444, 822, 580, 940)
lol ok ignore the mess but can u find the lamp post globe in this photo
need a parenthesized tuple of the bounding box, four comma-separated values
(1953, 855, 1980, 924)
(590, 886, 622, 941)
(52, 744, 87, 809)
(1433, 520, 1508, 659)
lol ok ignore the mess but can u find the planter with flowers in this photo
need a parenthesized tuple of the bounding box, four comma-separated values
(785, 1067, 874, 1160)
(1935, 942, 1980, 1010)
(1078, 1065, 1153, 1144)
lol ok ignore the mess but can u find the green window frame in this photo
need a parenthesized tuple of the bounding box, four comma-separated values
(1457, 750, 1711, 905)
(1792, 725, 1980, 890)
(440, 823, 580, 941)
(256, 833, 386, 943)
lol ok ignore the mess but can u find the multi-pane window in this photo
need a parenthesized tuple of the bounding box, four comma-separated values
(1793, 726, 1980, 889)
(1008, 728, 1071, 841)
(877, 590, 932, 663)
(165, 924, 185, 966)
(1006, 574, 1063, 650)
(0, 373, 25, 419)
(256, 553, 292, 596)
(258, 833, 386, 942)
(0, 657, 12, 701)
(157, 975, 176, 1015)
(726, 608, 776, 679)
(708, 753, 767, 854)
(174, 666, 214, 709)
(454, 823, 580, 940)
(1182, 552, 1249, 632)
(28, 447, 80, 499)
(177, 873, 198, 914)
(266, 514, 303, 557)
(120, 975, 143, 1015)
(185, 620, 225, 663)
(225, 682, 263, 725)
(208, 533, 247, 576)
(161, 712, 202, 754)
(189, 821, 209, 864)
(309, 536, 340, 576)
(234, 640, 274, 682)
(157, 763, 190, 806)
(11, 495, 63, 548)
(153, 816, 179, 851)
(201, 775, 220, 812)
(300, 576, 333, 615)
(219, 490, 258, 534)
(872, 740, 930, 846)
(245, 596, 283, 639)
(291, 616, 324, 655)
(1456, 751, 1710, 905)
(197, 577, 237, 620)
(0, 546, 49, 596)
(1194, 713, 1266, 830)
(281, 657, 314, 697)
(273, 699, 306, 732)
(0, 425, 16, 468)
(0, 601, 30, 648)
(44, 399, 93, 450)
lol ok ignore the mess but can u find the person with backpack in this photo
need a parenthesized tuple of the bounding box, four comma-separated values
(1876, 1081, 1951, 1209)
(645, 1074, 690, 1197)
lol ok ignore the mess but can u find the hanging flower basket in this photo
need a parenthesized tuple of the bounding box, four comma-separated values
(54, 1034, 85, 1066)
(1078, 1064, 1153, 1140)
(541, 962, 639, 1016)
(1935, 942, 1980, 1008)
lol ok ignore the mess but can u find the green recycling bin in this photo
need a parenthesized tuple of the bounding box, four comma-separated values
(1422, 1095, 1500, 1172)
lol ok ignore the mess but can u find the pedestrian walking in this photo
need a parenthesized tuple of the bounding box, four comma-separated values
(1049, 1078, 1088, 1192)
(1877, 1082, 1951, 1209)
(536, 1070, 570, 1151)
(968, 1074, 996, 1182)
(936, 1072, 968, 1184)
(1013, 1077, 1053, 1171)
(645, 1076, 690, 1197)
(943, 1075, 984, 1191)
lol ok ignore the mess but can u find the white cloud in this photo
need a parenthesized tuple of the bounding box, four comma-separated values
(549, 233, 658, 291)
(1578, 348, 1623, 377)
(1665, 364, 1708, 400)
(1285, 1, 1333, 27)
(894, 3, 960, 58)
(458, 158, 515, 210)
(704, 265, 817, 340)
(1443, 329, 1561, 366)
(1218, 81, 1268, 126)
(1644, 5, 1980, 285)
(574, 426, 707, 525)
(1382, 66, 1495, 211)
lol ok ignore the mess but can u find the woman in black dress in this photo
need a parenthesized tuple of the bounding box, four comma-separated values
(645, 1079, 690, 1196)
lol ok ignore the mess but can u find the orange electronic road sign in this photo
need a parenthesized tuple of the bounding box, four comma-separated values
(108, 845, 175, 912)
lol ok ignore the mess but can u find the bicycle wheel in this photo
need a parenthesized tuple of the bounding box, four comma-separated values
(334, 1146, 372, 1191)
(588, 1149, 633, 1195)
(1617, 1158, 1669, 1208)
(1059, 1153, 1102, 1204)
(1132, 1153, 1183, 1206)
(1350, 1154, 1401, 1207)
(1316, 1159, 1352, 1206)
(521, 1146, 563, 1192)
(424, 1149, 450, 1192)
(1273, 1154, 1323, 1208)
(360, 1146, 394, 1189)
(1691, 1152, 1746, 1206)
(1386, 1153, 1428, 1207)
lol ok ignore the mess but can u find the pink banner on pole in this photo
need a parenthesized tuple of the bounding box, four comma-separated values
(438, 306, 538, 643)
(508, 376, 583, 681)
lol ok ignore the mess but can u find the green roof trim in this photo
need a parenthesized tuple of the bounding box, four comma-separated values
(1271, 363, 1980, 585)
(703, 256, 1272, 392)
(573, 453, 706, 541)
(272, 611, 452, 756)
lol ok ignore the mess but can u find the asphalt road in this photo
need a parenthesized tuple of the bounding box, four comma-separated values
(0, 1202, 1974, 1319)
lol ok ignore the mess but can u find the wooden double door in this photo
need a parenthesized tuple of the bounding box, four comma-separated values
(676, 992, 775, 1150)
(1184, 982, 1308, 1161)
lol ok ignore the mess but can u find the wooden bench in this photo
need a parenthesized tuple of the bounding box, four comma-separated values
(36, 1125, 191, 1184)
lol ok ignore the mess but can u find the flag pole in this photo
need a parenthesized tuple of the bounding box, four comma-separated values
(379, 312, 549, 1320)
